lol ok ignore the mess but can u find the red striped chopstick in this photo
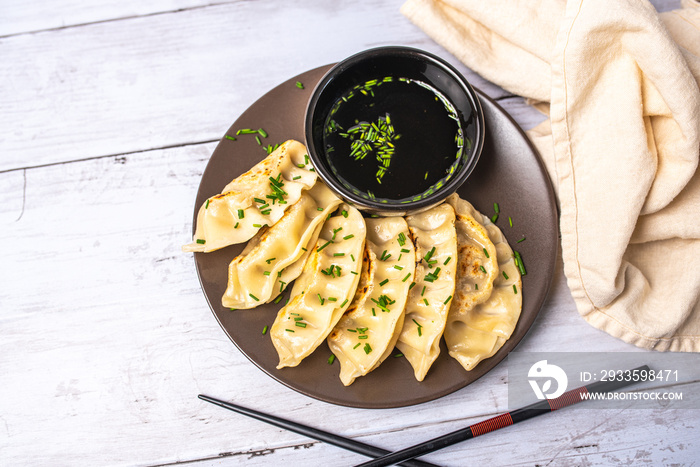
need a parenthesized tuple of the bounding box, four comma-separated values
(356, 365, 650, 467)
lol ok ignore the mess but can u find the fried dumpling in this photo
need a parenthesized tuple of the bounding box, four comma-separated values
(328, 217, 416, 386)
(183, 140, 317, 252)
(271, 204, 366, 369)
(396, 203, 458, 381)
(221, 182, 341, 309)
(444, 194, 522, 371)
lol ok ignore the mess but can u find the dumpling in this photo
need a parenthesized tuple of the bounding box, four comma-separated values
(271, 204, 366, 369)
(221, 182, 341, 309)
(183, 140, 317, 252)
(444, 193, 522, 371)
(327, 217, 416, 386)
(396, 203, 458, 381)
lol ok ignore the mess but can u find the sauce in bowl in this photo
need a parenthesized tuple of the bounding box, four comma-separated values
(306, 47, 484, 215)
(322, 76, 470, 203)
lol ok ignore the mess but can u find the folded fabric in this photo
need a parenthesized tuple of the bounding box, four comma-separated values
(402, 0, 700, 351)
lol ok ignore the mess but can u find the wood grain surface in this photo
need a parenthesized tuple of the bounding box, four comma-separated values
(1, 1, 697, 466)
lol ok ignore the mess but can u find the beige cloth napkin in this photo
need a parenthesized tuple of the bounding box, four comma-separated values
(402, 0, 700, 351)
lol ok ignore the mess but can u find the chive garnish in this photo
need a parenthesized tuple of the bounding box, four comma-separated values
(350, 254, 355, 262)
(491, 214, 499, 223)
(494, 202, 500, 214)
(483, 248, 490, 258)
(263, 271, 271, 276)
(317, 240, 332, 252)
(509, 216, 513, 228)
(274, 295, 283, 304)
(293, 175, 301, 180)
(317, 207, 324, 211)
(421, 286, 426, 296)
(253, 224, 263, 228)
(317, 293, 325, 305)
(423, 298, 429, 306)
(341, 299, 348, 307)
(258, 128, 268, 138)
(517, 237, 526, 243)
(353, 343, 361, 349)
(364, 343, 372, 354)
(443, 256, 452, 265)
(262, 325, 268, 335)
(249, 293, 259, 301)
(513, 284, 518, 294)
(254, 197, 265, 204)
(224, 134, 236, 141)
(444, 295, 453, 305)
(334, 252, 345, 257)
(394, 353, 403, 358)
(205, 199, 210, 209)
(398, 232, 407, 246)
(379, 279, 389, 286)
(479, 265, 487, 274)
(514, 250, 527, 275)
(265, 257, 276, 264)
(296, 81, 304, 89)
(358, 335, 368, 340)
(475, 283, 479, 290)
(295, 321, 307, 328)
(237, 209, 244, 219)
(255, 135, 262, 145)
(327, 354, 335, 364)
(342, 209, 348, 218)
(343, 234, 354, 240)
(196, 239, 205, 244)
(234, 222, 239, 228)
(409, 281, 416, 289)
(394, 265, 404, 270)
(285, 329, 295, 333)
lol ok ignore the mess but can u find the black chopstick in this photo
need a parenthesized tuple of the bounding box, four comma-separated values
(355, 365, 650, 467)
(198, 394, 440, 467)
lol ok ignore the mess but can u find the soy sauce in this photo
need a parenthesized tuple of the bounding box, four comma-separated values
(322, 76, 467, 203)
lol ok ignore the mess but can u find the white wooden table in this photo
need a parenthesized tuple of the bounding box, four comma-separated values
(2, 1, 698, 465)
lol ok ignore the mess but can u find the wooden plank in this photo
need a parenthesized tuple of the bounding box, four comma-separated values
(0, 0, 222, 37)
(0, 0, 507, 173)
(1, 142, 696, 465)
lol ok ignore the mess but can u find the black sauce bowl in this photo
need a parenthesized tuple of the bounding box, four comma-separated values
(305, 46, 485, 216)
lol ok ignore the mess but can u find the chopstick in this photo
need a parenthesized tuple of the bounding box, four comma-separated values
(354, 365, 650, 467)
(198, 394, 440, 467)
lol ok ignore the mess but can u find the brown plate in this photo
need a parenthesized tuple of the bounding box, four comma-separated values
(192, 65, 558, 408)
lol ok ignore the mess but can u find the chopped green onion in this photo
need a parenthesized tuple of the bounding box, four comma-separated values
(295, 321, 307, 328)
(364, 343, 372, 354)
(494, 202, 500, 214)
(483, 248, 490, 258)
(409, 281, 416, 290)
(266, 257, 276, 264)
(317, 240, 332, 252)
(262, 325, 268, 335)
(394, 265, 404, 270)
(423, 298, 429, 306)
(479, 265, 487, 274)
(341, 299, 348, 307)
(517, 237, 526, 243)
(196, 239, 205, 244)
(274, 295, 283, 304)
(513, 284, 518, 294)
(296, 81, 304, 89)
(514, 250, 527, 275)
(509, 216, 513, 227)
(379, 279, 389, 286)
(205, 199, 210, 209)
(249, 293, 259, 302)
(443, 256, 452, 265)
(263, 271, 271, 276)
(353, 343, 361, 349)
(394, 353, 403, 358)
(258, 128, 268, 138)
(398, 232, 407, 246)
(333, 252, 345, 257)
(444, 295, 453, 305)
(224, 135, 236, 141)
(343, 234, 354, 240)
(491, 214, 499, 223)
